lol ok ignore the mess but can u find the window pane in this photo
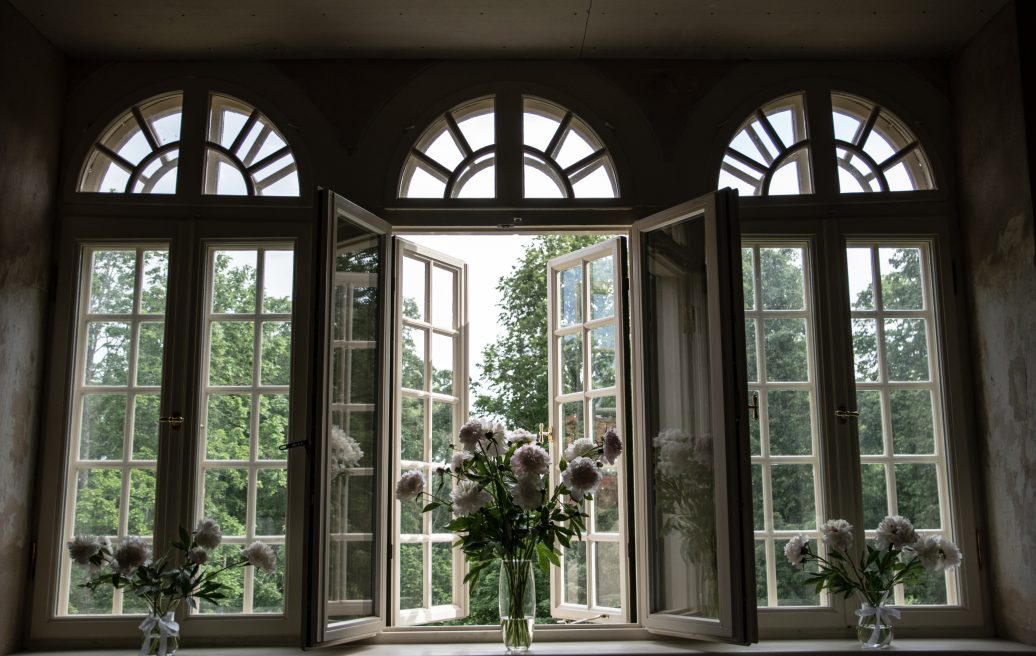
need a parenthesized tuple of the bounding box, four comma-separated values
(206, 394, 251, 460)
(199, 544, 245, 613)
(256, 468, 288, 535)
(253, 543, 286, 613)
(903, 568, 948, 605)
(563, 541, 587, 605)
(211, 251, 257, 314)
(861, 464, 888, 528)
(754, 542, 768, 608)
(561, 332, 583, 393)
(895, 463, 940, 529)
(136, 322, 165, 386)
(204, 468, 248, 536)
(589, 325, 615, 389)
(73, 468, 121, 535)
(262, 250, 294, 314)
(259, 393, 290, 459)
(856, 390, 885, 455)
(261, 321, 292, 385)
(431, 542, 454, 606)
(595, 542, 621, 608)
(89, 250, 136, 314)
(751, 464, 764, 530)
(431, 333, 454, 395)
(132, 393, 161, 459)
(431, 266, 455, 329)
(80, 394, 126, 460)
(745, 320, 758, 382)
(431, 401, 454, 464)
(890, 389, 935, 454)
(742, 248, 755, 310)
(401, 396, 425, 462)
(767, 390, 812, 456)
(776, 554, 820, 606)
(588, 256, 615, 320)
(591, 396, 616, 442)
(350, 285, 377, 342)
(349, 348, 375, 404)
(885, 319, 930, 381)
(399, 543, 424, 610)
(559, 265, 582, 327)
(401, 326, 426, 391)
(852, 318, 879, 382)
(594, 467, 619, 533)
(763, 318, 808, 381)
(760, 248, 805, 310)
(140, 250, 169, 314)
(560, 401, 584, 448)
(84, 322, 131, 385)
(770, 465, 815, 530)
(127, 468, 157, 535)
(846, 247, 875, 310)
(209, 321, 254, 386)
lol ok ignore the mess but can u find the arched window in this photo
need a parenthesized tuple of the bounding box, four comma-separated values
(398, 95, 619, 200)
(205, 94, 300, 197)
(718, 93, 812, 197)
(78, 91, 300, 197)
(78, 92, 182, 194)
(831, 92, 936, 192)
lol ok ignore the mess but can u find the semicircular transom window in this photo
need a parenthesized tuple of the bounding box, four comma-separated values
(523, 97, 618, 199)
(399, 97, 496, 199)
(78, 92, 182, 194)
(719, 93, 812, 197)
(204, 94, 300, 197)
(832, 92, 936, 193)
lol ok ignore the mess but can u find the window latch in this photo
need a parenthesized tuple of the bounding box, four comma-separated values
(279, 439, 308, 451)
(747, 392, 759, 421)
(834, 406, 860, 424)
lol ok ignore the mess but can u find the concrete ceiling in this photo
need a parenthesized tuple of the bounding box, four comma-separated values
(9, 0, 1010, 60)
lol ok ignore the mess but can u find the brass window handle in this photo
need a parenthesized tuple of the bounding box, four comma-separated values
(159, 414, 185, 430)
(834, 407, 860, 423)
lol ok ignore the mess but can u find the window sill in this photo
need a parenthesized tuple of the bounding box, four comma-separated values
(14, 639, 1036, 655)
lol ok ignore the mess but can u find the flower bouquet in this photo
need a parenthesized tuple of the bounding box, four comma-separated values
(785, 515, 962, 649)
(68, 519, 276, 655)
(395, 419, 622, 653)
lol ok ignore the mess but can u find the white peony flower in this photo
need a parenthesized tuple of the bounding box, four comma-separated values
(563, 437, 597, 462)
(507, 428, 536, 446)
(511, 479, 544, 510)
(241, 541, 277, 572)
(68, 535, 103, 566)
(876, 515, 917, 550)
(602, 428, 623, 465)
(395, 469, 426, 502)
(911, 534, 962, 571)
(114, 536, 152, 574)
(820, 519, 854, 552)
(451, 450, 473, 474)
(451, 480, 491, 517)
(479, 421, 507, 457)
(330, 426, 363, 475)
(510, 443, 551, 480)
(187, 547, 209, 565)
(194, 518, 223, 549)
(562, 456, 603, 500)
(458, 419, 484, 451)
(784, 533, 809, 569)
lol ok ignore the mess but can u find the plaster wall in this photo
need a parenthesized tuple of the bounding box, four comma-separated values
(0, 3, 65, 654)
(952, 3, 1036, 646)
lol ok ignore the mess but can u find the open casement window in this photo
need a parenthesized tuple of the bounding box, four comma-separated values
(630, 190, 757, 644)
(546, 239, 629, 622)
(308, 192, 393, 646)
(393, 239, 469, 626)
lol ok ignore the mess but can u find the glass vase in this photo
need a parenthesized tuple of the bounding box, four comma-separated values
(855, 594, 897, 649)
(139, 611, 180, 655)
(498, 559, 535, 654)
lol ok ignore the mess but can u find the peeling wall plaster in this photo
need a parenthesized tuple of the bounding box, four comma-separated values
(953, 3, 1036, 646)
(0, 3, 65, 654)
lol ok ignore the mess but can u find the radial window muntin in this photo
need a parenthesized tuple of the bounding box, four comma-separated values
(204, 94, 300, 197)
(78, 92, 182, 194)
(832, 92, 936, 193)
(719, 93, 812, 197)
(399, 97, 496, 199)
(522, 96, 619, 199)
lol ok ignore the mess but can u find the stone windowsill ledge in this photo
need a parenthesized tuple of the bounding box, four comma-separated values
(14, 639, 1036, 655)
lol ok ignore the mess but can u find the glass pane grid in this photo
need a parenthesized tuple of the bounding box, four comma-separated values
(396, 248, 464, 622)
(847, 243, 956, 606)
(550, 250, 625, 617)
(199, 246, 293, 615)
(744, 243, 824, 608)
(62, 246, 168, 615)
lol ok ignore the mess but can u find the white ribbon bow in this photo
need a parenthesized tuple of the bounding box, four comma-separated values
(138, 612, 180, 656)
(856, 603, 901, 646)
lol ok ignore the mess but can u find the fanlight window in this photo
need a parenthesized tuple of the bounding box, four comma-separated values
(78, 93, 182, 194)
(719, 94, 812, 197)
(523, 97, 618, 198)
(831, 92, 935, 193)
(399, 97, 496, 199)
(205, 94, 300, 197)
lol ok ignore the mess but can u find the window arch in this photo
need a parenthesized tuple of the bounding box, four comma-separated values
(78, 92, 182, 194)
(78, 90, 301, 197)
(205, 94, 301, 197)
(718, 93, 812, 198)
(398, 95, 619, 200)
(831, 92, 936, 193)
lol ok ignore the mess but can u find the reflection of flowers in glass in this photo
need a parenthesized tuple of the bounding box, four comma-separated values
(821, 518, 854, 552)
(653, 429, 711, 477)
(602, 427, 623, 464)
(594, 470, 618, 508)
(330, 426, 363, 476)
(395, 469, 426, 501)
